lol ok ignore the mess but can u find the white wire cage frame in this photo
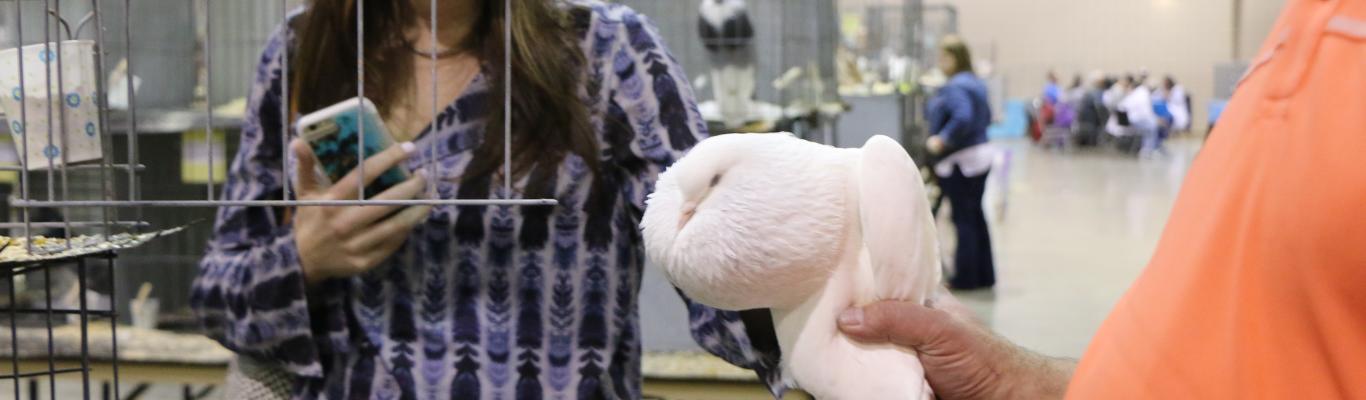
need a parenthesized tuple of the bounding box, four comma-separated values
(0, 0, 546, 399)
(3, 0, 557, 242)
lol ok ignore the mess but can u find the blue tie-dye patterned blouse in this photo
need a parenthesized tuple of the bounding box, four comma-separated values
(190, 2, 783, 399)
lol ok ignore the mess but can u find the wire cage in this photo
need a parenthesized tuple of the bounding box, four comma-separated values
(834, 0, 924, 93)
(822, 0, 943, 164)
(0, 0, 548, 399)
(613, 0, 845, 143)
(823, 0, 962, 212)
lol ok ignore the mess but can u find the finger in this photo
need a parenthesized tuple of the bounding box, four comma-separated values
(351, 205, 432, 249)
(338, 205, 426, 276)
(326, 142, 416, 200)
(330, 171, 428, 230)
(291, 139, 323, 195)
(356, 228, 411, 269)
(838, 300, 954, 350)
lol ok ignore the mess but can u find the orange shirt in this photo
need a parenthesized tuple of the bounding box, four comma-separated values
(1068, 1, 1366, 399)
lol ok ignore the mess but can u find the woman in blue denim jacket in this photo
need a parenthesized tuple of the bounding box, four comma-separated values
(926, 36, 996, 290)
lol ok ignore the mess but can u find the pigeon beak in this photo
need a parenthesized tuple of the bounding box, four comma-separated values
(679, 201, 698, 230)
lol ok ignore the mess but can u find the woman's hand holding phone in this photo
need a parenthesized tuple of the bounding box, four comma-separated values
(290, 138, 432, 286)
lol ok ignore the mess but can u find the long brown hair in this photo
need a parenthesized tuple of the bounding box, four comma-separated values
(291, 0, 598, 182)
(939, 35, 975, 76)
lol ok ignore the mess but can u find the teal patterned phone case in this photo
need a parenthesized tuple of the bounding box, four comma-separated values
(301, 100, 409, 199)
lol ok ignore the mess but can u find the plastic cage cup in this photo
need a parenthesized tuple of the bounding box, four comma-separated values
(0, 40, 104, 170)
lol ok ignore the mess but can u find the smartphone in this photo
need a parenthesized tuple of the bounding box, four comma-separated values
(295, 98, 409, 199)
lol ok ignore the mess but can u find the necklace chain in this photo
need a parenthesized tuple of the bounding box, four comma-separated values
(402, 36, 468, 59)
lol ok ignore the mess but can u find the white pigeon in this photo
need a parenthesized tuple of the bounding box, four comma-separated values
(698, 0, 757, 128)
(643, 133, 940, 400)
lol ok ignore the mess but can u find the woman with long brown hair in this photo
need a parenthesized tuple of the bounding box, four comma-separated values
(190, 1, 781, 398)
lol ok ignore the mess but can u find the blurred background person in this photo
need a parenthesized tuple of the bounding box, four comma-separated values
(1073, 70, 1110, 148)
(1158, 76, 1192, 135)
(1043, 70, 1062, 105)
(1105, 75, 1161, 157)
(1064, 74, 1086, 106)
(926, 35, 996, 290)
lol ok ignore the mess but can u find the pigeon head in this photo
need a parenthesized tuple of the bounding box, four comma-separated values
(643, 133, 851, 310)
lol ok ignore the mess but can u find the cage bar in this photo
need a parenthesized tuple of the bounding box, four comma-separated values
(14, 0, 34, 251)
(0, 220, 149, 229)
(0, 164, 146, 172)
(428, 0, 439, 196)
(1, 367, 85, 380)
(106, 257, 122, 400)
(76, 259, 91, 398)
(125, 0, 142, 231)
(503, 0, 512, 195)
(0, 308, 115, 317)
(94, 0, 118, 239)
(6, 271, 18, 399)
(355, 0, 365, 201)
(280, 0, 290, 203)
(43, 0, 56, 199)
(43, 267, 57, 398)
(55, 0, 75, 247)
(204, 0, 216, 202)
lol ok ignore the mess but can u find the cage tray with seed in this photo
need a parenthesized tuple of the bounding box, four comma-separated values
(0, 226, 186, 265)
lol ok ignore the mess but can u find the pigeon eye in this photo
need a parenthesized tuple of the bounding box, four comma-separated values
(709, 174, 722, 188)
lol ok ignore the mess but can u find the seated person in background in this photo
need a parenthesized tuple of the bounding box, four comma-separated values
(1042, 70, 1062, 105)
(1157, 76, 1191, 134)
(1152, 90, 1173, 142)
(1064, 75, 1086, 106)
(1105, 75, 1161, 156)
(1072, 71, 1109, 147)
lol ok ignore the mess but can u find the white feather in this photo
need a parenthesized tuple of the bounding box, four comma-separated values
(644, 133, 847, 310)
(643, 133, 940, 399)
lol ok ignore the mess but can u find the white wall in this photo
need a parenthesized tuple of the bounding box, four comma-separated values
(940, 0, 1286, 132)
(1240, 0, 1289, 58)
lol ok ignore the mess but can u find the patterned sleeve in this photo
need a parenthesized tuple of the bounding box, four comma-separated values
(189, 23, 347, 379)
(600, 6, 788, 395)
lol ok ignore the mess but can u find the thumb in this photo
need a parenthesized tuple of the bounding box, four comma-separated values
(291, 139, 322, 195)
(838, 300, 954, 351)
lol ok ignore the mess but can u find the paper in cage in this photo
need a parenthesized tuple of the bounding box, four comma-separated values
(0, 225, 187, 266)
(0, 40, 105, 170)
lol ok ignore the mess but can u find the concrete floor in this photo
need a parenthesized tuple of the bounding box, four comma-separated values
(956, 138, 1202, 358)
